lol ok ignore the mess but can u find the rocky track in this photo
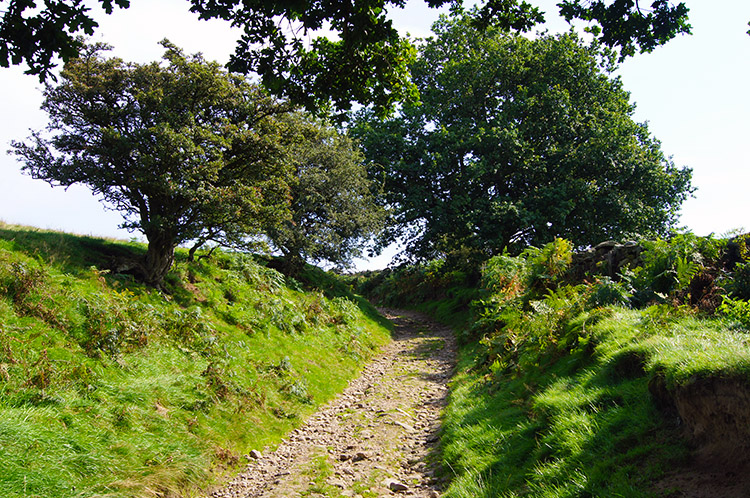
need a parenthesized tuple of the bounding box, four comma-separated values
(206, 309, 457, 498)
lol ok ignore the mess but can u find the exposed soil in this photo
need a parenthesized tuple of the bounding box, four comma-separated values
(652, 377, 750, 497)
(205, 309, 456, 498)
(655, 446, 750, 498)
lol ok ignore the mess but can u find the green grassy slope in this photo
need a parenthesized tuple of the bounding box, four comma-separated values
(0, 223, 391, 498)
(358, 236, 750, 497)
(440, 307, 750, 497)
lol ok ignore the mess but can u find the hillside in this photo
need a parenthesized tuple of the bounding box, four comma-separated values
(0, 222, 391, 498)
(5, 222, 750, 497)
(357, 235, 750, 497)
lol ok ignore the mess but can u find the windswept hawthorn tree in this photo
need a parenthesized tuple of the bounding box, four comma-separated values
(11, 41, 295, 287)
(263, 114, 386, 275)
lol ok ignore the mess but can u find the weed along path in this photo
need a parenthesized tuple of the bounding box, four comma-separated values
(207, 309, 456, 498)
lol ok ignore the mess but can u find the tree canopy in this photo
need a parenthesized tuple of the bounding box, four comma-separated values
(10, 41, 295, 287)
(0, 0, 130, 79)
(2, 0, 696, 115)
(263, 115, 386, 275)
(351, 14, 694, 261)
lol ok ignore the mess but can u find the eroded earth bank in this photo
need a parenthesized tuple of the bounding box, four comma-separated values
(207, 309, 456, 498)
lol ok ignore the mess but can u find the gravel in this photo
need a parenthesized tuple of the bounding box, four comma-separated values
(205, 309, 457, 498)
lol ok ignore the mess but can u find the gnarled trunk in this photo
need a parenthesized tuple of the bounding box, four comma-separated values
(187, 240, 203, 262)
(280, 253, 306, 278)
(142, 232, 176, 288)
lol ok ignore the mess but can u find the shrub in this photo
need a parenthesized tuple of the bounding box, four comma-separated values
(588, 277, 633, 308)
(74, 292, 155, 356)
(629, 233, 724, 306)
(164, 306, 218, 356)
(526, 238, 574, 293)
(327, 297, 360, 326)
(726, 262, 750, 300)
(2, 261, 48, 305)
(482, 252, 529, 299)
(718, 296, 750, 329)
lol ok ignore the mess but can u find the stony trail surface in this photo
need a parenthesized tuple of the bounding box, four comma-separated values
(206, 309, 457, 498)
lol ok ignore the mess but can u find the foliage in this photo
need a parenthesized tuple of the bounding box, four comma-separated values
(0, 0, 129, 80)
(588, 276, 633, 308)
(436, 237, 750, 497)
(558, 0, 692, 60)
(725, 262, 750, 300)
(0, 224, 390, 498)
(627, 233, 725, 306)
(2, 1, 696, 114)
(189, 0, 423, 118)
(352, 15, 693, 260)
(263, 116, 386, 274)
(480, 239, 573, 300)
(481, 251, 529, 299)
(358, 261, 475, 306)
(526, 238, 574, 292)
(718, 296, 750, 330)
(11, 41, 296, 287)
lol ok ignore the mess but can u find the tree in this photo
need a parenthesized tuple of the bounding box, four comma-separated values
(2, 0, 696, 115)
(263, 116, 386, 275)
(0, 0, 130, 80)
(10, 41, 294, 287)
(351, 14, 693, 261)
(556, 0, 692, 60)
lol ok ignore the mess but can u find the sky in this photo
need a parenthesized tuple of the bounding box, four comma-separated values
(0, 0, 748, 270)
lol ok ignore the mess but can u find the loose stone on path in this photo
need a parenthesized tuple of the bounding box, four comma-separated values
(205, 309, 456, 498)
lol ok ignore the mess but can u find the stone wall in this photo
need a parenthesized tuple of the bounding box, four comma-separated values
(570, 240, 643, 281)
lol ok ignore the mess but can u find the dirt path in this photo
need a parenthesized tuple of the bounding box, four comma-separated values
(206, 309, 456, 498)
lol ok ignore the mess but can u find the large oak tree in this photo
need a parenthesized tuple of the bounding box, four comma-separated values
(11, 41, 295, 287)
(351, 14, 694, 261)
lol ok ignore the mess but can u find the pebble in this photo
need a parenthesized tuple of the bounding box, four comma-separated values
(327, 477, 347, 488)
(387, 479, 409, 492)
(204, 309, 456, 498)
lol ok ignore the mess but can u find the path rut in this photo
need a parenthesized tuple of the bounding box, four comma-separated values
(206, 309, 456, 498)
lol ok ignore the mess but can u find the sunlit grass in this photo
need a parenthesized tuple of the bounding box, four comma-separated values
(0, 224, 390, 498)
(440, 305, 746, 497)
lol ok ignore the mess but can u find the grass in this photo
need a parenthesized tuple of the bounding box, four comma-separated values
(0, 223, 391, 498)
(301, 452, 340, 497)
(353, 236, 750, 496)
(439, 305, 750, 497)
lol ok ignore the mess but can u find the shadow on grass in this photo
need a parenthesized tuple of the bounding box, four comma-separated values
(0, 224, 144, 275)
(439, 344, 688, 498)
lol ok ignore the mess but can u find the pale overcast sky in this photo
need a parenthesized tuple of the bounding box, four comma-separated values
(1, 0, 748, 269)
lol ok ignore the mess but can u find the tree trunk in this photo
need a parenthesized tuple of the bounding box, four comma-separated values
(280, 253, 306, 278)
(187, 240, 203, 262)
(142, 232, 177, 288)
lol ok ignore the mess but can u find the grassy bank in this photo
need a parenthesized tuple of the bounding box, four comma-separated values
(441, 307, 750, 497)
(359, 235, 750, 496)
(0, 223, 391, 498)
